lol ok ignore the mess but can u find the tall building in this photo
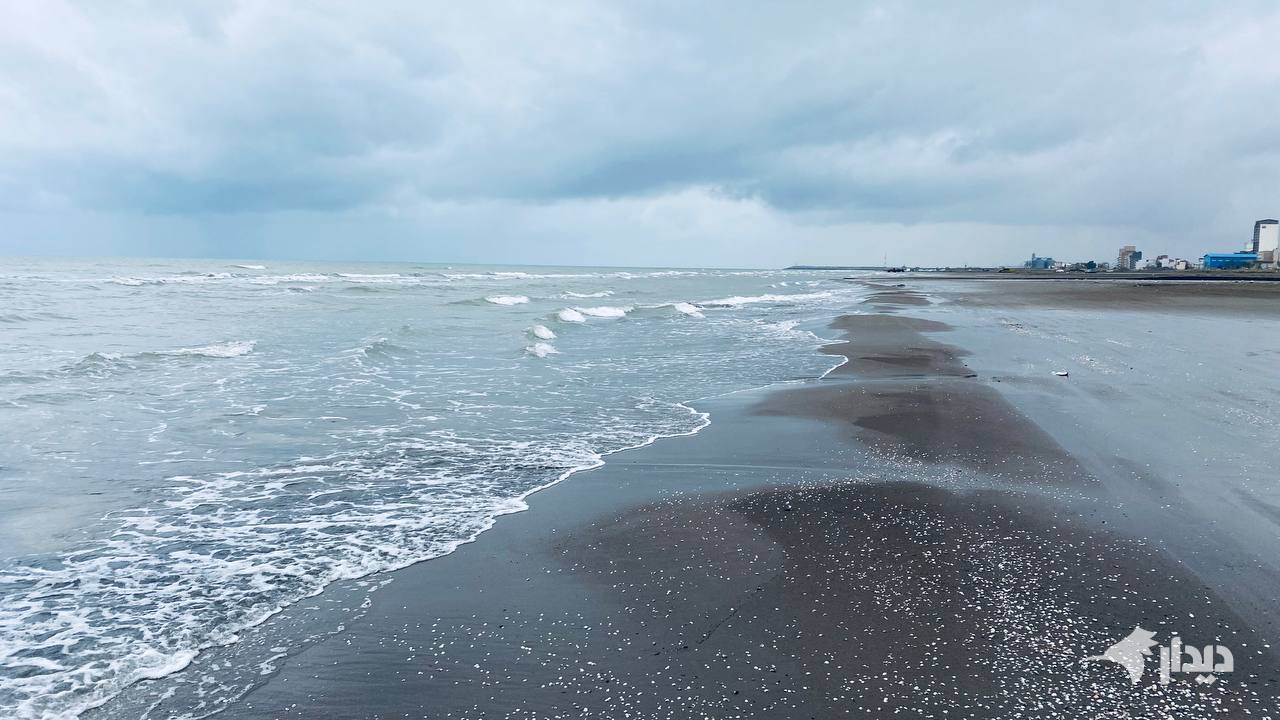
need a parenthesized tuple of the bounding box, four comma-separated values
(1254, 219, 1280, 254)
(1116, 245, 1142, 271)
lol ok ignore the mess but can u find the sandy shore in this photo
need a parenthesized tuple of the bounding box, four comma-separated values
(906, 273, 1280, 314)
(98, 279, 1280, 719)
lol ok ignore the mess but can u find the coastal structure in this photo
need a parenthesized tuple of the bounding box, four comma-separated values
(1024, 254, 1055, 269)
(1151, 255, 1193, 270)
(1117, 245, 1142, 271)
(1096, 219, 1280, 272)
(1252, 219, 1279, 268)
(1191, 219, 1280, 270)
(1251, 219, 1278, 253)
(1203, 252, 1259, 270)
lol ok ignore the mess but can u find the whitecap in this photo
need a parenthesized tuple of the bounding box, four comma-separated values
(672, 302, 705, 319)
(575, 306, 631, 319)
(249, 273, 329, 285)
(557, 308, 586, 323)
(525, 342, 560, 358)
(336, 273, 412, 285)
(562, 290, 614, 299)
(700, 291, 840, 307)
(485, 295, 530, 306)
(233, 264, 267, 270)
(165, 341, 256, 358)
(530, 325, 557, 340)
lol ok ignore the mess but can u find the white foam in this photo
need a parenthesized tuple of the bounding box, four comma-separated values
(248, 273, 329, 285)
(166, 341, 257, 358)
(134, 648, 198, 680)
(700, 290, 841, 307)
(672, 302, 705, 318)
(109, 277, 146, 286)
(485, 295, 530, 306)
(1, 265, 861, 719)
(562, 290, 614, 298)
(574, 306, 631, 318)
(525, 342, 560, 358)
(233, 264, 267, 270)
(442, 270, 700, 281)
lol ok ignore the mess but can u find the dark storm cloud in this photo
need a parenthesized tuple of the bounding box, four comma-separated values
(2, 1, 1278, 264)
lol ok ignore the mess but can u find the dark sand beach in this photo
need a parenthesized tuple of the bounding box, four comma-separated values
(110, 279, 1280, 719)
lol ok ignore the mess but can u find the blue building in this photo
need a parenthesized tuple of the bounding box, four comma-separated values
(1024, 254, 1055, 269)
(1202, 252, 1258, 269)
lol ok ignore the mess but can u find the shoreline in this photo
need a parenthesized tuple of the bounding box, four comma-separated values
(825, 270, 1280, 282)
(83, 325, 851, 720)
(74, 404, 719, 720)
(91, 280, 1280, 719)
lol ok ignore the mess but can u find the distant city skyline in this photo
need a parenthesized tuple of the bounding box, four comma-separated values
(2, 2, 1279, 268)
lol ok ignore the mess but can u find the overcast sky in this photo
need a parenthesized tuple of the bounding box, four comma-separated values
(2, 1, 1278, 267)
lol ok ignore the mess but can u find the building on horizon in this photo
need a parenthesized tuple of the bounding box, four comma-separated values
(1254, 220, 1279, 270)
(1116, 245, 1142, 271)
(1024, 253, 1055, 270)
(1203, 252, 1258, 270)
(1251, 219, 1279, 253)
(1151, 254, 1193, 270)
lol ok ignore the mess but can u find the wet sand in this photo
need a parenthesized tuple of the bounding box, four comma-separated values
(112, 281, 1280, 719)
(911, 274, 1280, 314)
(771, 314, 1084, 484)
(819, 315, 971, 378)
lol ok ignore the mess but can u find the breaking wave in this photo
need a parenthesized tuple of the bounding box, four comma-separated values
(0, 260, 863, 720)
(574, 306, 631, 318)
(485, 295, 531, 306)
(700, 290, 843, 307)
(61, 341, 256, 377)
(525, 342, 560, 358)
(157, 340, 257, 359)
(672, 302, 705, 318)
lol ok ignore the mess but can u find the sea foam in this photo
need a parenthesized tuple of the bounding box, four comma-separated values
(163, 340, 257, 358)
(0, 261, 850, 720)
(485, 295, 531, 306)
(525, 342, 560, 358)
(700, 290, 841, 307)
(574, 306, 631, 318)
(672, 302, 705, 318)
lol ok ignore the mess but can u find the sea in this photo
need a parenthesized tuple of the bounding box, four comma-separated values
(0, 258, 878, 719)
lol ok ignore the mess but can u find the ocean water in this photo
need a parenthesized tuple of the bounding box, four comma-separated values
(0, 258, 877, 719)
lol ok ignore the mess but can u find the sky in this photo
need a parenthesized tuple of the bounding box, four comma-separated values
(2, 1, 1278, 268)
